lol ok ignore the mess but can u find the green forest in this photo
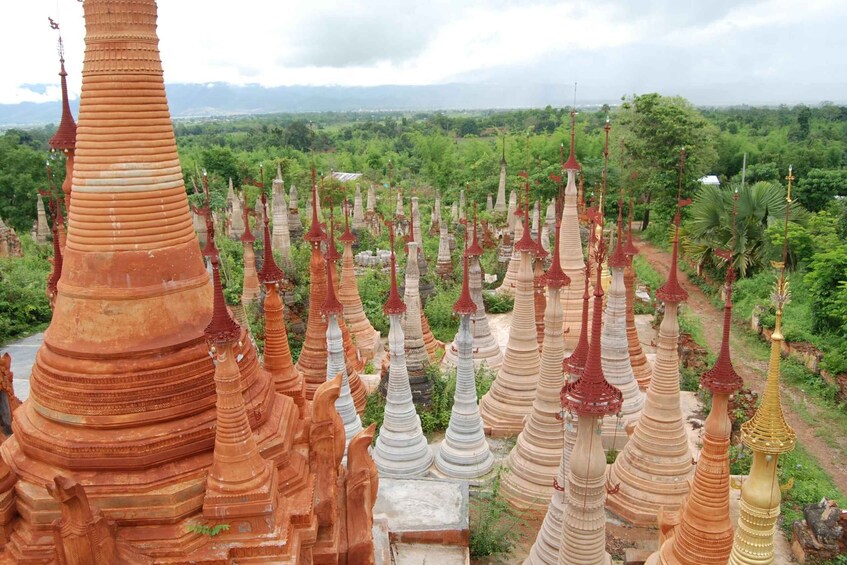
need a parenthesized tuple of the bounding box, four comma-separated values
(3, 94, 847, 376)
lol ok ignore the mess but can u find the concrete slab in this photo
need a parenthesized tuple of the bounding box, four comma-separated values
(391, 543, 469, 565)
(0, 331, 42, 401)
(374, 477, 469, 546)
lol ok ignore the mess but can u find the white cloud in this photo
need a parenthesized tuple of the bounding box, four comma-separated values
(0, 0, 844, 105)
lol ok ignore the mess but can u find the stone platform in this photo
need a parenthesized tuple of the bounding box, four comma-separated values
(374, 477, 469, 546)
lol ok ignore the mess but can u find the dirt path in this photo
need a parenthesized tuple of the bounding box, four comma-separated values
(634, 235, 847, 496)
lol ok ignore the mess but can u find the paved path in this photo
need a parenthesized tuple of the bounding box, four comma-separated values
(0, 332, 42, 401)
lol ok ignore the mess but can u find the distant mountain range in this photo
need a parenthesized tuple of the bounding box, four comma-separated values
(0, 82, 615, 128)
(3, 81, 844, 129)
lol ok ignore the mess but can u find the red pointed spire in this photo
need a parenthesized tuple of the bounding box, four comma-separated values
(624, 200, 639, 257)
(561, 230, 622, 416)
(204, 221, 242, 344)
(239, 190, 255, 243)
(532, 201, 549, 259)
(563, 111, 580, 171)
(195, 171, 218, 258)
(340, 198, 356, 243)
(257, 190, 285, 284)
(545, 219, 569, 289)
(383, 222, 406, 315)
(322, 210, 343, 315)
(48, 28, 76, 152)
(324, 203, 341, 262)
(405, 200, 415, 251)
(515, 178, 535, 252)
(656, 148, 690, 304)
(608, 200, 628, 268)
(564, 267, 591, 377)
(466, 203, 484, 257)
(701, 190, 743, 394)
(44, 166, 64, 298)
(306, 125, 324, 244)
(453, 249, 476, 316)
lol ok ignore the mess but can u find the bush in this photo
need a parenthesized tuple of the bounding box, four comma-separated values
(482, 291, 513, 313)
(416, 364, 455, 435)
(361, 393, 385, 440)
(357, 268, 390, 335)
(423, 282, 460, 343)
(475, 365, 496, 399)
(469, 466, 518, 558)
(0, 235, 52, 345)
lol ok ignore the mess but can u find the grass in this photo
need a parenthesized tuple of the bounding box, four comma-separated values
(469, 466, 519, 559)
(730, 443, 847, 539)
(632, 255, 664, 297)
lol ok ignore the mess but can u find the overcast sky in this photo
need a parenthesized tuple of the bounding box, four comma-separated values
(4, 0, 846, 106)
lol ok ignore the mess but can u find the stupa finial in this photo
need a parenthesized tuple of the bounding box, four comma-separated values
(383, 222, 406, 315)
(204, 215, 241, 345)
(740, 167, 796, 454)
(257, 186, 285, 284)
(47, 17, 76, 152)
(656, 148, 690, 304)
(44, 164, 63, 299)
(305, 123, 324, 244)
(515, 174, 535, 252)
(561, 209, 622, 416)
(701, 186, 743, 394)
(624, 199, 639, 257)
(322, 207, 343, 315)
(545, 217, 569, 289)
(454, 242, 476, 316)
(563, 110, 580, 171)
(466, 203, 483, 257)
(608, 199, 628, 268)
(340, 197, 356, 243)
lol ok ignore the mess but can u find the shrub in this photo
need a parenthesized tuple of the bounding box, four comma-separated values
(423, 283, 460, 342)
(482, 291, 513, 313)
(416, 364, 455, 435)
(361, 393, 385, 440)
(475, 365, 496, 399)
(469, 466, 518, 558)
(357, 268, 390, 335)
(0, 235, 52, 345)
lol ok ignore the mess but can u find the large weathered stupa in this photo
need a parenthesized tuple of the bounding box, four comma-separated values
(0, 3, 377, 561)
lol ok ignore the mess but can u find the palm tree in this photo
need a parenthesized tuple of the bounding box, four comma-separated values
(682, 181, 806, 278)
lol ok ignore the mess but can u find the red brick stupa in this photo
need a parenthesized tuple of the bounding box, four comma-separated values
(0, 2, 377, 561)
(47, 19, 77, 213)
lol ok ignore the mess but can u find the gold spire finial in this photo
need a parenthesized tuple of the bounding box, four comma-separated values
(739, 166, 796, 455)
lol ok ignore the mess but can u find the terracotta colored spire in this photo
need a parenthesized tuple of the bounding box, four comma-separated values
(657, 149, 690, 305)
(257, 189, 302, 403)
(624, 199, 652, 390)
(257, 191, 285, 283)
(48, 24, 78, 211)
(561, 250, 622, 417)
(515, 181, 535, 252)
(296, 142, 332, 398)
(240, 186, 260, 305)
(202, 226, 276, 522)
(322, 213, 343, 316)
(453, 249, 476, 316)
(384, 222, 406, 316)
(729, 168, 797, 565)
(609, 202, 628, 269)
(649, 192, 743, 565)
(339, 199, 382, 362)
(564, 267, 591, 377)
(467, 203, 484, 257)
(205, 228, 241, 345)
(45, 190, 64, 306)
(546, 220, 569, 289)
(532, 202, 548, 350)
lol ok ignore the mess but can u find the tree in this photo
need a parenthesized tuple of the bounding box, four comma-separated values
(795, 169, 847, 212)
(0, 131, 53, 233)
(615, 93, 719, 230)
(683, 181, 805, 277)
